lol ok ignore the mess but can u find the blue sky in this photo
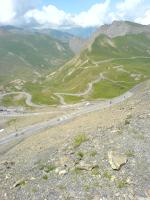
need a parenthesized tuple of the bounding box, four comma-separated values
(40, 0, 149, 13)
(40, 0, 114, 13)
(0, 0, 149, 27)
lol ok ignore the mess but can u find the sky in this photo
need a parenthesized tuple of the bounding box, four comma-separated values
(0, 0, 149, 28)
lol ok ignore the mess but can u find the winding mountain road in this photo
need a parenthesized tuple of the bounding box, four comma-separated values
(55, 73, 105, 105)
(0, 88, 134, 147)
(0, 92, 44, 108)
(55, 56, 150, 105)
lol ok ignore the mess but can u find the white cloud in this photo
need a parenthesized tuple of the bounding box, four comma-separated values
(117, 0, 142, 12)
(0, 0, 38, 25)
(116, 0, 143, 18)
(135, 10, 150, 25)
(0, 0, 16, 24)
(72, 0, 110, 27)
(25, 5, 71, 26)
(0, 0, 149, 27)
(25, 0, 110, 27)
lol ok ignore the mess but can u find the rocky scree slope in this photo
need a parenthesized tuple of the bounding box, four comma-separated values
(0, 80, 150, 200)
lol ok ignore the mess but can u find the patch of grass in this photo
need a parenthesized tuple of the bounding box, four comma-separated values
(116, 179, 128, 189)
(73, 134, 88, 148)
(125, 150, 135, 157)
(42, 175, 48, 180)
(89, 150, 97, 157)
(83, 184, 90, 191)
(24, 82, 59, 105)
(76, 151, 84, 159)
(103, 171, 112, 180)
(125, 119, 130, 125)
(125, 114, 132, 125)
(92, 166, 100, 176)
(58, 185, 67, 190)
(90, 80, 128, 99)
(32, 188, 38, 193)
(39, 163, 56, 173)
(73, 167, 82, 174)
(1, 94, 27, 107)
(63, 95, 83, 104)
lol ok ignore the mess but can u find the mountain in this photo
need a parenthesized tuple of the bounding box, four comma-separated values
(46, 21, 150, 104)
(0, 26, 74, 85)
(1, 21, 150, 106)
(33, 28, 87, 54)
(32, 28, 74, 43)
(95, 21, 150, 38)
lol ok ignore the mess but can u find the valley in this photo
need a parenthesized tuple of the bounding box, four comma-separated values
(1, 22, 150, 107)
(0, 20, 150, 200)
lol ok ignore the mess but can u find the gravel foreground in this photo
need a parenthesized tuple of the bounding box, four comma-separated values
(0, 81, 150, 200)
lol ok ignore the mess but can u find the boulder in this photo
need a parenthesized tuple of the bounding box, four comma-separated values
(108, 151, 127, 170)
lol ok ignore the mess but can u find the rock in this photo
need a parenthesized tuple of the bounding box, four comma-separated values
(58, 170, 68, 176)
(147, 189, 150, 197)
(13, 179, 27, 188)
(55, 167, 68, 175)
(108, 151, 127, 170)
(126, 177, 132, 184)
(5, 174, 11, 179)
(75, 161, 98, 171)
(30, 177, 36, 180)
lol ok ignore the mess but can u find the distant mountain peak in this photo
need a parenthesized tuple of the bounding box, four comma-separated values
(95, 21, 150, 38)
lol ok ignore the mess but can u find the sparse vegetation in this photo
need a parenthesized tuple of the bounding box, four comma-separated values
(39, 163, 56, 173)
(125, 150, 135, 157)
(89, 150, 97, 157)
(125, 119, 130, 125)
(32, 188, 38, 193)
(76, 151, 84, 159)
(103, 171, 113, 180)
(43, 175, 48, 180)
(116, 179, 128, 189)
(73, 134, 88, 148)
(83, 184, 90, 191)
(91, 166, 100, 176)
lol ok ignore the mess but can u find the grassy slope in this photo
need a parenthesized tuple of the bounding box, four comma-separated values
(1, 32, 150, 106)
(0, 31, 74, 106)
(0, 31, 73, 85)
(47, 33, 150, 103)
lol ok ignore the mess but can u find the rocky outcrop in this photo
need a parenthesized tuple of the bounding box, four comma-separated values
(108, 151, 128, 170)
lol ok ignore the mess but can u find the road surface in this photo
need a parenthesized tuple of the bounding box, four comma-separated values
(0, 89, 133, 146)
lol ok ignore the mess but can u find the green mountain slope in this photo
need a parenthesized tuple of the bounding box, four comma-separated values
(47, 27, 150, 104)
(0, 28, 74, 85)
(1, 22, 150, 106)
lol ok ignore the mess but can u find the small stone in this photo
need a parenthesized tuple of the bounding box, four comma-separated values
(5, 174, 11, 179)
(108, 151, 127, 170)
(4, 193, 7, 197)
(147, 189, 150, 197)
(13, 179, 27, 188)
(92, 195, 100, 200)
(115, 193, 120, 197)
(58, 170, 68, 176)
(55, 168, 60, 174)
(126, 177, 132, 184)
(75, 161, 98, 171)
(30, 177, 36, 180)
